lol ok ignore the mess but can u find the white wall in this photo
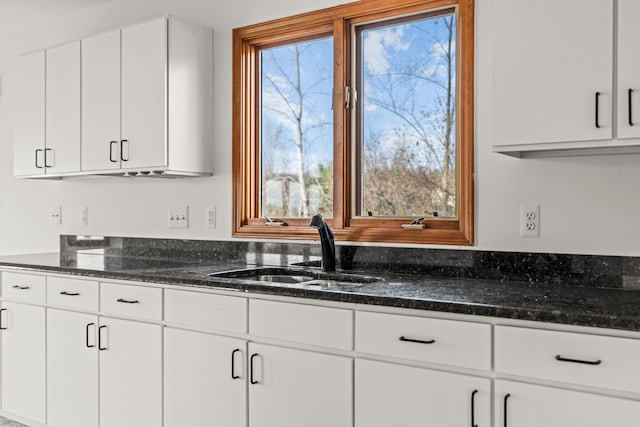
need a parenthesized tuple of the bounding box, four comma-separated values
(1, 0, 639, 256)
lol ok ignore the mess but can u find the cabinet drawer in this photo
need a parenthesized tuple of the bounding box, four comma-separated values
(100, 282, 162, 321)
(47, 276, 98, 311)
(249, 299, 352, 350)
(495, 325, 640, 393)
(355, 311, 491, 370)
(2, 272, 46, 303)
(165, 289, 246, 333)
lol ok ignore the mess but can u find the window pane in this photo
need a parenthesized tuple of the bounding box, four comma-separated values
(260, 37, 334, 219)
(357, 11, 456, 218)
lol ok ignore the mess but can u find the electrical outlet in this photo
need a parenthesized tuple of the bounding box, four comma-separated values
(206, 205, 216, 229)
(81, 206, 89, 227)
(168, 206, 189, 229)
(520, 203, 540, 237)
(50, 206, 62, 224)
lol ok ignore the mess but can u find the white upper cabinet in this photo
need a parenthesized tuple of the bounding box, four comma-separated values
(46, 41, 81, 174)
(13, 51, 45, 176)
(491, 0, 613, 152)
(81, 29, 121, 172)
(120, 18, 167, 169)
(15, 16, 213, 178)
(617, 0, 640, 140)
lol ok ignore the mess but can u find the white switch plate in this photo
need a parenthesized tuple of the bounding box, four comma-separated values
(520, 203, 540, 237)
(168, 206, 189, 229)
(81, 206, 89, 227)
(50, 206, 62, 224)
(206, 205, 216, 229)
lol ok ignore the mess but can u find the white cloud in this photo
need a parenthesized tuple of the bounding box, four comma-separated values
(364, 27, 410, 74)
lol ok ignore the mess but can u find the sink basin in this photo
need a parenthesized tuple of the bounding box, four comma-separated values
(208, 267, 379, 287)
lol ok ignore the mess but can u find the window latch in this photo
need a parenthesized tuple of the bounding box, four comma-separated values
(345, 86, 351, 109)
(402, 217, 426, 229)
(265, 216, 285, 226)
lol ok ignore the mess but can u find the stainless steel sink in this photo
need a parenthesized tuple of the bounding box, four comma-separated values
(208, 267, 379, 287)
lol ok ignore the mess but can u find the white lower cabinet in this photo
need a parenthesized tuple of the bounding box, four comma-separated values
(355, 359, 490, 427)
(0, 302, 46, 423)
(248, 342, 352, 427)
(47, 309, 98, 427)
(496, 379, 640, 427)
(164, 327, 246, 427)
(99, 317, 162, 427)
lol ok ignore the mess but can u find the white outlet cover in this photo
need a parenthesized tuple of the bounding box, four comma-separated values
(520, 203, 540, 237)
(206, 205, 216, 229)
(81, 206, 89, 227)
(50, 206, 62, 224)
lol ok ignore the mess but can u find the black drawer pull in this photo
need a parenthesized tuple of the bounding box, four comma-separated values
(98, 325, 108, 351)
(86, 323, 95, 348)
(0, 308, 7, 330)
(471, 389, 478, 427)
(504, 393, 511, 427)
(231, 349, 241, 380)
(12, 285, 30, 290)
(120, 140, 129, 161)
(555, 354, 602, 365)
(35, 149, 44, 168)
(116, 298, 140, 304)
(595, 91, 601, 128)
(250, 353, 260, 385)
(629, 88, 634, 126)
(60, 291, 80, 296)
(109, 140, 118, 163)
(399, 336, 435, 345)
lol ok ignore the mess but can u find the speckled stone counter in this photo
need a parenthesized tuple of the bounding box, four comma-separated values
(0, 235, 640, 332)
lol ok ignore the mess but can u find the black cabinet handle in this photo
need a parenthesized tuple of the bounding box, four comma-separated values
(399, 336, 435, 345)
(35, 149, 44, 168)
(44, 148, 53, 168)
(86, 323, 95, 348)
(12, 285, 30, 290)
(250, 353, 260, 384)
(595, 91, 601, 128)
(98, 325, 108, 350)
(504, 393, 511, 427)
(116, 298, 139, 304)
(629, 89, 634, 127)
(555, 354, 602, 365)
(471, 389, 478, 427)
(109, 141, 118, 163)
(0, 308, 7, 330)
(60, 291, 80, 296)
(231, 349, 241, 379)
(120, 140, 129, 161)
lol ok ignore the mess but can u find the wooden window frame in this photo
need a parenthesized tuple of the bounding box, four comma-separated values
(233, 0, 474, 245)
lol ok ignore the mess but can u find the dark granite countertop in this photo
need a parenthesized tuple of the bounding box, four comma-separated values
(1, 249, 640, 332)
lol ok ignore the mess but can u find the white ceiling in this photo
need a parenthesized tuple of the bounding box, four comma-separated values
(0, 0, 114, 23)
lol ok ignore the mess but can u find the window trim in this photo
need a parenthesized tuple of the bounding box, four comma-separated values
(233, 0, 474, 245)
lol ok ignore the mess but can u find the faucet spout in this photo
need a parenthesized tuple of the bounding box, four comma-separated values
(309, 214, 336, 272)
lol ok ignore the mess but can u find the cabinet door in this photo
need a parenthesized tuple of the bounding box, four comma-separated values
(121, 18, 167, 169)
(81, 29, 121, 171)
(248, 343, 352, 427)
(355, 359, 490, 427)
(0, 303, 46, 423)
(617, 0, 640, 139)
(13, 51, 45, 176)
(45, 41, 81, 174)
(496, 379, 640, 427)
(47, 309, 98, 427)
(164, 328, 246, 427)
(491, 0, 613, 146)
(99, 317, 161, 427)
